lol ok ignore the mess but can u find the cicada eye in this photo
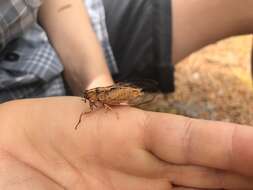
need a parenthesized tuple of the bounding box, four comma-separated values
(82, 92, 88, 100)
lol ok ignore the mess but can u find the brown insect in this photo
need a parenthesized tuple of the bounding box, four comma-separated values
(75, 82, 154, 129)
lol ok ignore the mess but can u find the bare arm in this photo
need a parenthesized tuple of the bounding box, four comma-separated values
(39, 0, 114, 95)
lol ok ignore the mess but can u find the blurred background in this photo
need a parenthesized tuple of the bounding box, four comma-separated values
(142, 35, 253, 126)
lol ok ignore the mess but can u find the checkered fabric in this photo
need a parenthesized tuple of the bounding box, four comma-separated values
(0, 0, 117, 103)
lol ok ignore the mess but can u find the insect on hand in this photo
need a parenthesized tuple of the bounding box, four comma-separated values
(74, 82, 155, 130)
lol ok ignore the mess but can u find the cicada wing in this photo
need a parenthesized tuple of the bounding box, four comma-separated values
(112, 82, 139, 89)
(127, 92, 157, 106)
(115, 79, 160, 93)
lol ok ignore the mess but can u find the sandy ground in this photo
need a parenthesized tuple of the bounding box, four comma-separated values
(142, 35, 253, 126)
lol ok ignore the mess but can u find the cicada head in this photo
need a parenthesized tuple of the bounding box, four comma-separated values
(83, 90, 89, 103)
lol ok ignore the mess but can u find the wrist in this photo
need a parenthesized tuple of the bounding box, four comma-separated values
(65, 72, 114, 95)
(85, 75, 114, 90)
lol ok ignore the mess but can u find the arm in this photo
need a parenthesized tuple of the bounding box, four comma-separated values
(39, 0, 114, 95)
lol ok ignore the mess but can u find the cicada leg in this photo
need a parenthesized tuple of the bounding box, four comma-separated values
(102, 103, 113, 112)
(74, 108, 95, 130)
(75, 101, 97, 130)
(89, 101, 97, 111)
(82, 98, 87, 103)
(101, 103, 119, 120)
(75, 112, 86, 130)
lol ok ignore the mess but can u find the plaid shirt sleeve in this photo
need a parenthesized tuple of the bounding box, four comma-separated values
(0, 0, 42, 51)
(0, 0, 117, 103)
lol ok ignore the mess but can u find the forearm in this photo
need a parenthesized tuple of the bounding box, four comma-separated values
(39, 0, 113, 95)
(172, 0, 253, 64)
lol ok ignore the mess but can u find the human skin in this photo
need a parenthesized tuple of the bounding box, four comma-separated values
(38, 0, 253, 91)
(37, 0, 253, 91)
(0, 97, 253, 189)
(172, 0, 253, 64)
(39, 0, 114, 94)
(2, 1, 252, 189)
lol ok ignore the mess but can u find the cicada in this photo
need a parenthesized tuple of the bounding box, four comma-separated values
(75, 82, 155, 129)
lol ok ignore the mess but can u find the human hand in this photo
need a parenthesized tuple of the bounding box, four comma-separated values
(0, 97, 253, 189)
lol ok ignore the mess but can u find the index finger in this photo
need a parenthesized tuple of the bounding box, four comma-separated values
(145, 112, 253, 177)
